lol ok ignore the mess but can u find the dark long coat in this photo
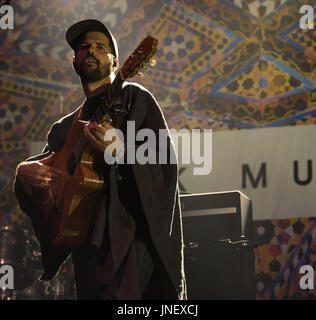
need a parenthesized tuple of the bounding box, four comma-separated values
(14, 82, 187, 299)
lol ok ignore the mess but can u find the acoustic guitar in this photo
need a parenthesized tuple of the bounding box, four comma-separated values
(37, 35, 158, 249)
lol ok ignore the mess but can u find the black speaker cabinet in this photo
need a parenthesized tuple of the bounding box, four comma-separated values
(181, 191, 255, 300)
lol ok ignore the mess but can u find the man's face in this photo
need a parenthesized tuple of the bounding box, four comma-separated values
(74, 31, 115, 82)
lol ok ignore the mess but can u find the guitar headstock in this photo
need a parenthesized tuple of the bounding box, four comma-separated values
(120, 35, 158, 80)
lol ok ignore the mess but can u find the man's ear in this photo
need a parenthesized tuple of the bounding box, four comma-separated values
(72, 56, 79, 73)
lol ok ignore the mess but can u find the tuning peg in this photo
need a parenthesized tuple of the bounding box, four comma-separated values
(149, 59, 156, 67)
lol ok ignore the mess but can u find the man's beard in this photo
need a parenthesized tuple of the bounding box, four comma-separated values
(77, 58, 112, 83)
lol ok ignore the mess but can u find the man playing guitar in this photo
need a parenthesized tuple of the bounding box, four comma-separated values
(14, 19, 186, 300)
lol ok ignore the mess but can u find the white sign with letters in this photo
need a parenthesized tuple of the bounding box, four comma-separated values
(178, 125, 316, 221)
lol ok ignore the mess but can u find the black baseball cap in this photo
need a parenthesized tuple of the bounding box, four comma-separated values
(65, 19, 118, 58)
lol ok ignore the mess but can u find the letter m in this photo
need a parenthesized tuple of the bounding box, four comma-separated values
(242, 163, 267, 188)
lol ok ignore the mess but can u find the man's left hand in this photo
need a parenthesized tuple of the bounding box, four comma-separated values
(83, 121, 124, 155)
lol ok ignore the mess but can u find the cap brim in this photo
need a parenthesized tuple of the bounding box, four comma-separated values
(65, 19, 118, 57)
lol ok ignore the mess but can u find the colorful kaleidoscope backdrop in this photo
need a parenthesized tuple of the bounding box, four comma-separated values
(0, 0, 316, 299)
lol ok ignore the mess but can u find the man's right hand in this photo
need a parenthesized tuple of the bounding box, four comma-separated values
(17, 158, 64, 191)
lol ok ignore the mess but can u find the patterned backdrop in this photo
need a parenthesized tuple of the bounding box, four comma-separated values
(0, 0, 315, 299)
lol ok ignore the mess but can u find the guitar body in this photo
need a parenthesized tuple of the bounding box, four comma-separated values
(38, 119, 107, 248)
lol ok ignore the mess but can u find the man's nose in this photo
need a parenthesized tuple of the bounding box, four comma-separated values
(87, 46, 96, 56)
